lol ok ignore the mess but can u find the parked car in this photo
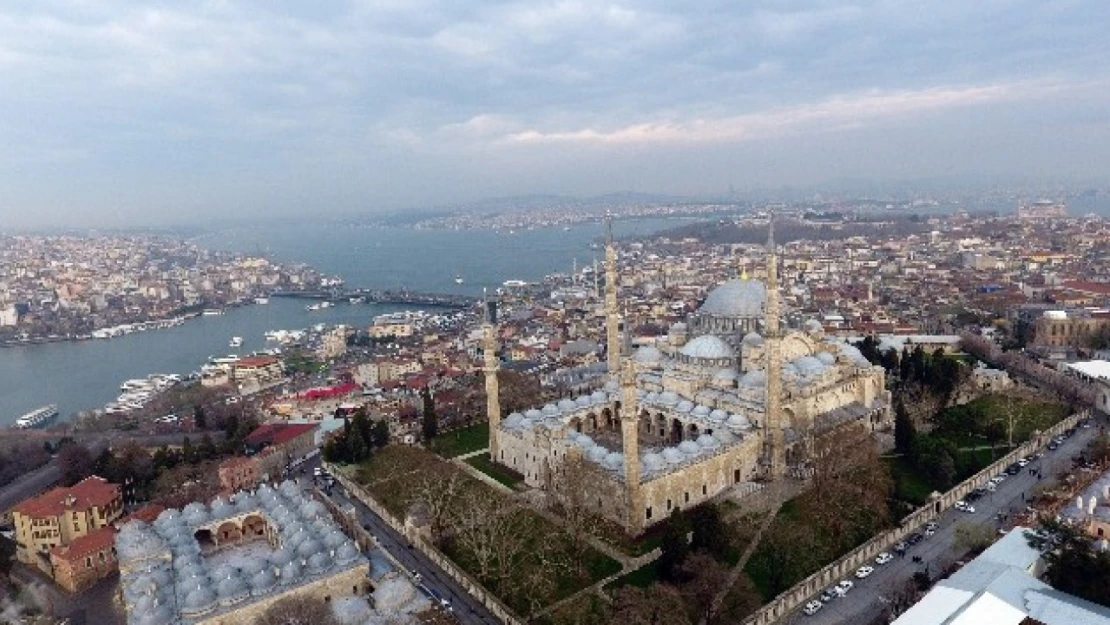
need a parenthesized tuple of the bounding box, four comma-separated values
(804, 600, 824, 615)
(875, 552, 894, 565)
(893, 541, 909, 554)
(907, 532, 924, 545)
(835, 580, 854, 595)
(955, 500, 976, 513)
(820, 588, 839, 602)
(855, 565, 875, 578)
(986, 482, 997, 492)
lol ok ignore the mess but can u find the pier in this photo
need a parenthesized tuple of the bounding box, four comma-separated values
(270, 288, 478, 309)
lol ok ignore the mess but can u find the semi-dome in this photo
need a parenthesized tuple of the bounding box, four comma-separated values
(679, 335, 736, 360)
(633, 346, 664, 364)
(817, 351, 836, 365)
(698, 279, 766, 317)
(678, 440, 701, 456)
(742, 332, 764, 346)
(794, 356, 826, 377)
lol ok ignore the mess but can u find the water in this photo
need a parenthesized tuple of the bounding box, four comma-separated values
(0, 217, 700, 425)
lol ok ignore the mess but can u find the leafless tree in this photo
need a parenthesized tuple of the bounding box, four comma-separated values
(253, 596, 340, 625)
(608, 584, 691, 625)
(553, 454, 601, 571)
(409, 469, 469, 542)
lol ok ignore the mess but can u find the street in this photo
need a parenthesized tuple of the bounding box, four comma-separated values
(302, 461, 502, 625)
(785, 413, 1104, 625)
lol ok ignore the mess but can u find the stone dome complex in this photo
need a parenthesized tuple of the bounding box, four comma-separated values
(117, 482, 371, 625)
(485, 218, 893, 536)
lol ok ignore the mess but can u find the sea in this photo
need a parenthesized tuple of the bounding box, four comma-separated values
(0, 217, 697, 426)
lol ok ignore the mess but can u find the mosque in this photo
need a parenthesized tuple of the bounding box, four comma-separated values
(483, 221, 892, 535)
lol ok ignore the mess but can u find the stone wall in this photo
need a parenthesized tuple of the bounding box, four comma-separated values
(195, 565, 370, 625)
(740, 409, 1090, 625)
(326, 462, 527, 625)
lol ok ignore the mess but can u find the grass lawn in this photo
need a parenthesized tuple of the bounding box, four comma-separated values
(429, 422, 489, 458)
(355, 446, 488, 519)
(465, 454, 524, 488)
(608, 558, 661, 589)
(886, 456, 935, 505)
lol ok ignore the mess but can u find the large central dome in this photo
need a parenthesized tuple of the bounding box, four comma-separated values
(697, 279, 766, 318)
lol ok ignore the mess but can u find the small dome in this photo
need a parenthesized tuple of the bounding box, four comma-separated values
(300, 500, 328, 519)
(182, 502, 209, 525)
(714, 368, 739, 380)
(270, 546, 298, 566)
(662, 447, 685, 464)
(671, 321, 688, 331)
(335, 541, 361, 565)
(603, 452, 624, 470)
(250, 568, 277, 594)
(644, 392, 660, 404)
(575, 396, 592, 407)
(713, 429, 737, 444)
(659, 391, 679, 406)
(279, 559, 303, 585)
(604, 379, 619, 392)
(155, 509, 182, 526)
(216, 573, 248, 604)
(679, 335, 736, 360)
(708, 409, 728, 423)
(676, 400, 694, 413)
(742, 332, 764, 346)
(740, 370, 766, 387)
(297, 539, 324, 558)
(727, 413, 751, 429)
(590, 391, 609, 404)
(805, 319, 824, 333)
(587, 446, 608, 462)
(575, 435, 595, 449)
(696, 434, 720, 449)
(678, 440, 701, 455)
(692, 405, 711, 417)
(633, 346, 664, 364)
(323, 529, 347, 549)
(698, 279, 766, 317)
(817, 351, 836, 365)
(182, 586, 217, 615)
(558, 399, 577, 412)
(137, 604, 175, 625)
(503, 413, 524, 428)
(307, 551, 331, 574)
(642, 453, 665, 471)
(524, 409, 543, 420)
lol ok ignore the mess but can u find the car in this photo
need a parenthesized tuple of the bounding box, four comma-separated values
(875, 552, 894, 565)
(855, 565, 875, 578)
(986, 482, 997, 492)
(962, 504, 976, 514)
(907, 532, 924, 545)
(411, 570, 422, 582)
(925, 521, 939, 531)
(804, 600, 824, 615)
(893, 541, 908, 554)
(1017, 459, 1030, 468)
(1006, 465, 1022, 475)
(835, 580, 854, 595)
(819, 588, 838, 602)
(924, 527, 937, 537)
(954, 500, 969, 511)
(966, 490, 983, 502)
(313, 467, 322, 477)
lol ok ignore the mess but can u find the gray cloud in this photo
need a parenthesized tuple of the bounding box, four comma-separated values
(0, 0, 1107, 227)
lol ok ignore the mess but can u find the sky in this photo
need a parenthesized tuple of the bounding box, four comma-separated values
(0, 0, 1108, 228)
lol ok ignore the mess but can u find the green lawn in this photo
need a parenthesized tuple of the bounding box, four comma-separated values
(886, 456, 936, 505)
(429, 422, 489, 458)
(608, 558, 661, 589)
(465, 454, 524, 488)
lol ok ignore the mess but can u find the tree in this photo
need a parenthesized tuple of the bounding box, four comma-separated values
(57, 443, 94, 486)
(421, 386, 438, 441)
(253, 596, 341, 625)
(952, 521, 994, 554)
(657, 508, 691, 581)
(370, 419, 390, 448)
(688, 504, 731, 562)
(894, 398, 916, 454)
(193, 405, 207, 429)
(1027, 518, 1110, 607)
(608, 584, 690, 625)
(554, 455, 600, 571)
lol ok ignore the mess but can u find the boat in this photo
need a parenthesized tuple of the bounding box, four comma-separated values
(320, 301, 333, 309)
(229, 336, 244, 348)
(349, 296, 366, 304)
(503, 279, 528, 287)
(202, 309, 224, 316)
(306, 304, 321, 311)
(254, 297, 269, 305)
(455, 275, 464, 285)
(14, 405, 58, 429)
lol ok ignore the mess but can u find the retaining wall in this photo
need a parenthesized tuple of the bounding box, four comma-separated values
(741, 410, 1089, 625)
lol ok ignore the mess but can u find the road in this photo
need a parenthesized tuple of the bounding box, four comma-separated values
(786, 413, 1104, 625)
(301, 460, 502, 625)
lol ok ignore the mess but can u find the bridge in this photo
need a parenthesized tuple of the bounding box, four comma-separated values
(270, 288, 478, 309)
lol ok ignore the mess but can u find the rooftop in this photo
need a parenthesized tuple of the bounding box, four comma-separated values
(243, 423, 318, 448)
(13, 475, 119, 518)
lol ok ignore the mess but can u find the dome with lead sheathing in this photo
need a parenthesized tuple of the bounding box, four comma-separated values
(697, 279, 766, 317)
(696, 434, 720, 449)
(558, 399, 577, 412)
(588, 446, 608, 462)
(679, 335, 736, 360)
(678, 440, 701, 455)
(662, 447, 686, 464)
(743, 332, 764, 346)
(603, 452, 624, 470)
(633, 345, 664, 363)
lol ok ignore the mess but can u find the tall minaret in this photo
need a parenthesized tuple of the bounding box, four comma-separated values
(483, 296, 502, 460)
(605, 215, 621, 376)
(619, 360, 642, 532)
(763, 216, 786, 480)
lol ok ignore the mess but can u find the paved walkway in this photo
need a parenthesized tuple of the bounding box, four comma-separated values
(450, 450, 516, 495)
(704, 496, 785, 624)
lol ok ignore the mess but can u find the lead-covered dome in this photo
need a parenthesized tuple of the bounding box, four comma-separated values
(633, 345, 664, 364)
(698, 279, 766, 317)
(680, 335, 735, 360)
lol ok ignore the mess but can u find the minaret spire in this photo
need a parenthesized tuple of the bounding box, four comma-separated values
(483, 290, 502, 461)
(619, 359, 643, 533)
(763, 214, 785, 480)
(605, 213, 621, 376)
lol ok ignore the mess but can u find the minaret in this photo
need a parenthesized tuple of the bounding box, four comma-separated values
(763, 216, 786, 480)
(619, 359, 642, 532)
(605, 215, 621, 375)
(483, 296, 502, 460)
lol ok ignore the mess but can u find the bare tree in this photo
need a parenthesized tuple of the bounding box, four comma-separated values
(409, 470, 468, 542)
(553, 454, 600, 571)
(608, 584, 691, 625)
(253, 596, 340, 625)
(802, 425, 893, 546)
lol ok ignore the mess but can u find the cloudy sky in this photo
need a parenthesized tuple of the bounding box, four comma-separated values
(0, 0, 1108, 228)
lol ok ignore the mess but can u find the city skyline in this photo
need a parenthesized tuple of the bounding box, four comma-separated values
(0, 1, 1108, 229)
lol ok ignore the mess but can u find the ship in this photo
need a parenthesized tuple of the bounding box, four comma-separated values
(14, 405, 58, 429)
(254, 297, 270, 305)
(201, 309, 224, 316)
(229, 336, 243, 348)
(306, 303, 321, 311)
(455, 275, 464, 285)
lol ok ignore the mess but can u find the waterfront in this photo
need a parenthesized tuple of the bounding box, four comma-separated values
(0, 218, 698, 426)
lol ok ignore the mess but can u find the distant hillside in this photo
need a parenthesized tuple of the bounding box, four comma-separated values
(653, 217, 935, 245)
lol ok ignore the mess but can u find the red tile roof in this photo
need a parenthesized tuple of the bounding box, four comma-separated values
(118, 503, 165, 526)
(1062, 280, 1110, 296)
(50, 526, 117, 562)
(14, 476, 120, 519)
(235, 356, 280, 368)
(244, 423, 317, 448)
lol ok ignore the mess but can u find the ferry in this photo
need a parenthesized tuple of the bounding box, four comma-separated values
(503, 279, 528, 287)
(229, 336, 244, 348)
(349, 296, 366, 304)
(254, 297, 270, 305)
(202, 309, 224, 316)
(15, 405, 58, 429)
(306, 303, 321, 311)
(455, 275, 464, 285)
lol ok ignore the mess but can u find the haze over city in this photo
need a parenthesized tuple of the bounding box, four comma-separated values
(0, 0, 1108, 229)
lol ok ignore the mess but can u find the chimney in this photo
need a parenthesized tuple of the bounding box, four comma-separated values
(65, 494, 76, 507)
(1089, 497, 1098, 516)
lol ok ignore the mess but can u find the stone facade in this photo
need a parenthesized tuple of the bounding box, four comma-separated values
(1033, 312, 1110, 347)
(13, 476, 122, 573)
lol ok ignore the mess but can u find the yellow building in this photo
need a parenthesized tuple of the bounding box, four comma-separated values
(12, 476, 122, 574)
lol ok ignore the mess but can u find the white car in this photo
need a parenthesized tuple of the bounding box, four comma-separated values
(835, 580, 854, 595)
(962, 503, 976, 514)
(875, 552, 894, 565)
(1017, 459, 1030, 467)
(855, 565, 875, 578)
(986, 482, 997, 492)
(924, 527, 937, 537)
(803, 600, 823, 615)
